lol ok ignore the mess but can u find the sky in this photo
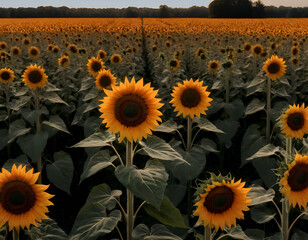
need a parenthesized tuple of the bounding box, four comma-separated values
(0, 0, 307, 8)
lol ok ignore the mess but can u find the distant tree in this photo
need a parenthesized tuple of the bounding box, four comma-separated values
(253, 0, 265, 17)
(159, 5, 170, 18)
(209, 0, 252, 18)
(125, 7, 139, 18)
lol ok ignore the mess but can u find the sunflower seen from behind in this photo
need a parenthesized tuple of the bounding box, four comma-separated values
(281, 103, 308, 140)
(0, 164, 54, 231)
(22, 64, 48, 90)
(280, 154, 308, 209)
(99, 77, 163, 142)
(0, 68, 15, 83)
(194, 178, 251, 231)
(95, 69, 117, 91)
(263, 55, 286, 81)
(170, 79, 212, 119)
(87, 57, 105, 77)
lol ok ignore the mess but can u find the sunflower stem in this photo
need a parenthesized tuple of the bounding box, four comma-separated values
(12, 228, 19, 240)
(266, 77, 271, 143)
(34, 90, 42, 184)
(225, 69, 230, 103)
(126, 140, 134, 240)
(4, 84, 11, 158)
(187, 116, 193, 219)
(204, 226, 212, 240)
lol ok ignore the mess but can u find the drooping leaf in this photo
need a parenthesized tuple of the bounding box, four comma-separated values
(292, 229, 308, 240)
(155, 120, 183, 133)
(2, 155, 32, 171)
(80, 150, 117, 183)
(247, 185, 275, 206)
(214, 119, 239, 149)
(17, 131, 48, 162)
(143, 196, 188, 229)
(115, 160, 168, 209)
(133, 224, 182, 240)
(43, 92, 68, 106)
(8, 119, 31, 144)
(244, 229, 265, 240)
(70, 131, 115, 148)
(69, 203, 121, 240)
(46, 151, 74, 195)
(219, 225, 252, 240)
(199, 138, 219, 153)
(194, 117, 224, 133)
(245, 98, 266, 116)
(251, 204, 276, 224)
(247, 144, 281, 160)
(42, 115, 70, 134)
(20, 107, 49, 125)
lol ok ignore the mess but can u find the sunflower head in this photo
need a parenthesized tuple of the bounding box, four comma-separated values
(170, 79, 212, 119)
(193, 175, 251, 231)
(95, 69, 117, 91)
(99, 77, 163, 142)
(0, 42, 8, 50)
(0, 68, 15, 83)
(169, 59, 180, 71)
(58, 55, 70, 68)
(291, 57, 299, 65)
(196, 47, 205, 57)
(11, 46, 21, 56)
(208, 60, 220, 74)
(280, 154, 308, 208)
(291, 46, 299, 57)
(69, 44, 78, 55)
(97, 49, 107, 60)
(22, 38, 31, 46)
(87, 57, 105, 77)
(0, 164, 54, 231)
(22, 64, 48, 90)
(252, 44, 263, 56)
(262, 55, 286, 81)
(110, 54, 122, 65)
(28, 46, 40, 58)
(280, 103, 308, 140)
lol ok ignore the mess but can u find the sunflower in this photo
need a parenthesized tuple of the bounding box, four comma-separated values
(291, 46, 299, 57)
(52, 46, 60, 54)
(87, 57, 105, 77)
(280, 103, 308, 140)
(170, 79, 212, 119)
(0, 42, 8, 50)
(270, 42, 277, 50)
(0, 68, 15, 83)
(68, 44, 78, 55)
(11, 46, 21, 56)
(262, 55, 286, 81)
(95, 69, 117, 91)
(169, 59, 180, 71)
(252, 44, 263, 56)
(193, 179, 251, 231)
(58, 55, 70, 68)
(28, 46, 40, 58)
(0, 164, 54, 231)
(22, 64, 48, 90)
(291, 57, 299, 65)
(110, 54, 122, 65)
(196, 47, 205, 57)
(208, 60, 220, 74)
(280, 154, 308, 209)
(22, 38, 31, 46)
(97, 49, 107, 60)
(99, 77, 163, 142)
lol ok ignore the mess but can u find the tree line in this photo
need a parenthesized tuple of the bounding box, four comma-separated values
(0, 2, 307, 18)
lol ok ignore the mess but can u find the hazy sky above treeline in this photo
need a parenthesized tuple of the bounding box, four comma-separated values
(1, 0, 307, 8)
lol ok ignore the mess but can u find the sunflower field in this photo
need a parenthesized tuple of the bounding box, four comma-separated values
(0, 18, 308, 240)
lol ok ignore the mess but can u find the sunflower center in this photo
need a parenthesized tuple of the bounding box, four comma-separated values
(180, 88, 201, 108)
(91, 61, 102, 72)
(254, 47, 261, 54)
(244, 45, 251, 51)
(13, 49, 19, 55)
(170, 60, 177, 68)
(115, 94, 148, 127)
(267, 62, 280, 74)
(61, 58, 68, 65)
(30, 49, 38, 56)
(287, 113, 304, 130)
(112, 56, 120, 63)
(99, 75, 111, 88)
(0, 180, 36, 215)
(1, 71, 11, 80)
(288, 164, 308, 191)
(204, 186, 234, 213)
(210, 62, 218, 69)
(28, 70, 43, 84)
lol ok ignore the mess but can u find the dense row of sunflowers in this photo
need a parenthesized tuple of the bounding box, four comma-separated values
(0, 18, 307, 240)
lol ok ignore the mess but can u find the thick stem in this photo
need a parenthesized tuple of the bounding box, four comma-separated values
(186, 116, 193, 219)
(34, 91, 42, 184)
(13, 228, 19, 240)
(126, 141, 134, 240)
(205, 226, 212, 240)
(186, 116, 192, 152)
(266, 77, 271, 143)
(225, 69, 230, 103)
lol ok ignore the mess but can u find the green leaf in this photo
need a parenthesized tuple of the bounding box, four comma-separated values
(247, 144, 281, 160)
(247, 185, 275, 206)
(244, 229, 265, 240)
(170, 145, 206, 181)
(7, 96, 32, 111)
(219, 225, 252, 240)
(143, 196, 188, 229)
(45, 82, 62, 92)
(83, 97, 100, 113)
(133, 224, 182, 240)
(245, 98, 265, 116)
(25, 218, 67, 240)
(43, 92, 68, 106)
(292, 229, 308, 240)
(194, 117, 224, 133)
(214, 119, 239, 149)
(115, 160, 168, 209)
(198, 138, 219, 153)
(251, 204, 276, 224)
(70, 131, 115, 148)
(155, 120, 183, 133)
(46, 151, 74, 195)
(42, 115, 70, 134)
(69, 203, 121, 240)
(8, 119, 31, 144)
(20, 107, 49, 125)
(80, 150, 117, 183)
(86, 183, 122, 211)
(17, 131, 48, 162)
(139, 136, 186, 163)
(247, 71, 266, 88)
(2, 155, 31, 171)
(83, 87, 99, 101)
(0, 129, 8, 151)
